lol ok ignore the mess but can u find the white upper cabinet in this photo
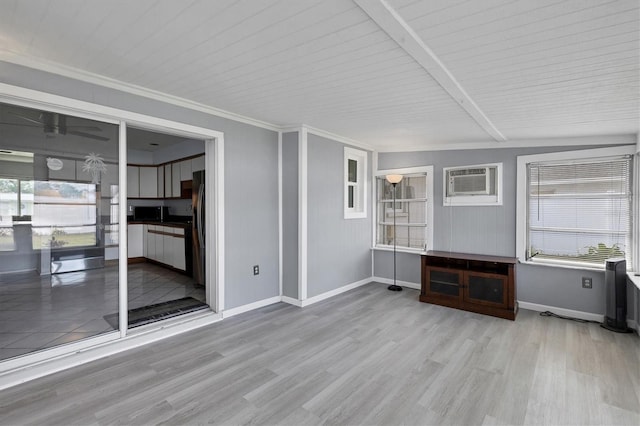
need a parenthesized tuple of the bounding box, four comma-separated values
(172, 162, 180, 197)
(164, 164, 172, 197)
(127, 166, 139, 198)
(180, 159, 192, 181)
(191, 155, 205, 172)
(139, 167, 158, 198)
(157, 166, 164, 198)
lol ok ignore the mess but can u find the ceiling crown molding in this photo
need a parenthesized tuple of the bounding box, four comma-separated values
(0, 50, 281, 132)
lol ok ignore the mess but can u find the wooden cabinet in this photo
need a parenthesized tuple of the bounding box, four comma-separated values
(420, 251, 517, 320)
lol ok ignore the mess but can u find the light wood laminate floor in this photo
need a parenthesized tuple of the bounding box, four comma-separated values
(0, 283, 638, 425)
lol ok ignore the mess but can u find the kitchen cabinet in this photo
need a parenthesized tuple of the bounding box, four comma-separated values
(420, 251, 517, 320)
(142, 224, 186, 271)
(165, 164, 172, 198)
(172, 162, 181, 197)
(102, 163, 119, 192)
(157, 166, 164, 198)
(127, 224, 143, 258)
(48, 158, 77, 181)
(180, 159, 192, 181)
(127, 166, 139, 198)
(192, 155, 205, 172)
(139, 167, 158, 198)
(142, 225, 148, 257)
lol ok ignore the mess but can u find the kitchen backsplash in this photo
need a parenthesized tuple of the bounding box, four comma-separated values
(127, 198, 191, 216)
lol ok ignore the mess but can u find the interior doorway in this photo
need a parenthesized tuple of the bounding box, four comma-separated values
(124, 126, 211, 328)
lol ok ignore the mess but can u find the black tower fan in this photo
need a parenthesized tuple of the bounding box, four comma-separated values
(601, 258, 632, 333)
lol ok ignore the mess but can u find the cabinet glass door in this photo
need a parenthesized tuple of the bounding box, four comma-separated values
(464, 272, 507, 307)
(426, 267, 462, 298)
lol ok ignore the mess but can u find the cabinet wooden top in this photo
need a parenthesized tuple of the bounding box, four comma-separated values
(423, 250, 517, 264)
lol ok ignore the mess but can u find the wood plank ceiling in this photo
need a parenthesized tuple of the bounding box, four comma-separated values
(0, 0, 637, 150)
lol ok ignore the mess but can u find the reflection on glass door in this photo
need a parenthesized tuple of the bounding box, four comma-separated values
(0, 102, 120, 361)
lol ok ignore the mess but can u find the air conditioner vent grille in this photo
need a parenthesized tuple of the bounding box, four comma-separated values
(449, 168, 487, 177)
(452, 175, 487, 193)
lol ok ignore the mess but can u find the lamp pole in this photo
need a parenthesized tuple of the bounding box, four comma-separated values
(386, 175, 403, 292)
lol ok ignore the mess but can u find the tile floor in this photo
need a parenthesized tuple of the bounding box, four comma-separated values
(0, 263, 206, 361)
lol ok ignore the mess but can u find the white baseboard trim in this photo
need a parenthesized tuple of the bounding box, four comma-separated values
(372, 276, 421, 290)
(518, 301, 604, 323)
(281, 278, 374, 308)
(0, 311, 221, 391)
(222, 296, 282, 319)
(281, 295, 303, 307)
(300, 277, 373, 307)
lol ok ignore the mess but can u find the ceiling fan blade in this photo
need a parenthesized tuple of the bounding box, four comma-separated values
(67, 130, 110, 141)
(0, 121, 41, 128)
(66, 125, 103, 132)
(7, 111, 44, 125)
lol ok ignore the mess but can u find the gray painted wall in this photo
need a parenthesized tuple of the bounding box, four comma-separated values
(377, 143, 635, 317)
(282, 132, 299, 299)
(1, 61, 280, 310)
(307, 134, 372, 298)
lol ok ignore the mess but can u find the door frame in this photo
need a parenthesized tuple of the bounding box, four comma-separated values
(0, 82, 225, 333)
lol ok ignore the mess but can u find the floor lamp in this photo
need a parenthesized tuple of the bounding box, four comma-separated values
(386, 174, 403, 292)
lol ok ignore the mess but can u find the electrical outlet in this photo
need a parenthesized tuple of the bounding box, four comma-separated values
(253, 265, 259, 276)
(582, 277, 592, 289)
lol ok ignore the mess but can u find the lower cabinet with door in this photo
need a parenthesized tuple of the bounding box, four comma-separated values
(127, 223, 187, 272)
(145, 225, 186, 271)
(420, 251, 517, 320)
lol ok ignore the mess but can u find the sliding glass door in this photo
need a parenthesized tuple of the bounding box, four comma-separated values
(0, 102, 120, 361)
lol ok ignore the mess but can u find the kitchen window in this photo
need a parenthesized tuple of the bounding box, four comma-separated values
(375, 166, 433, 251)
(517, 146, 635, 269)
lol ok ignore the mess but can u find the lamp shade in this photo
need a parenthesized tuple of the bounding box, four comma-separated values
(386, 174, 403, 184)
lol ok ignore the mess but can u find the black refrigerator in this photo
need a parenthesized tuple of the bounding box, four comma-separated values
(192, 170, 205, 286)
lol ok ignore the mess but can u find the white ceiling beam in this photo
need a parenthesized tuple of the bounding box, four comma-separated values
(354, 0, 507, 142)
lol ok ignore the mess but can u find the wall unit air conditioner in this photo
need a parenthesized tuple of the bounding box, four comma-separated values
(447, 167, 490, 195)
(443, 163, 503, 206)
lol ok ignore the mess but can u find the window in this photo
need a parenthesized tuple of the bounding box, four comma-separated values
(443, 163, 502, 206)
(517, 146, 635, 269)
(375, 166, 433, 251)
(0, 178, 34, 251)
(31, 181, 98, 249)
(344, 147, 367, 219)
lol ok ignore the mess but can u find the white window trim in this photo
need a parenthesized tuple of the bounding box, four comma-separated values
(516, 145, 636, 270)
(443, 162, 503, 206)
(344, 147, 367, 219)
(374, 165, 434, 253)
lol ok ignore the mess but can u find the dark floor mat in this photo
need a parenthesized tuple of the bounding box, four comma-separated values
(104, 297, 208, 329)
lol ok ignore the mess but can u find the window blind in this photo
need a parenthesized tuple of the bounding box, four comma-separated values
(526, 155, 632, 267)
